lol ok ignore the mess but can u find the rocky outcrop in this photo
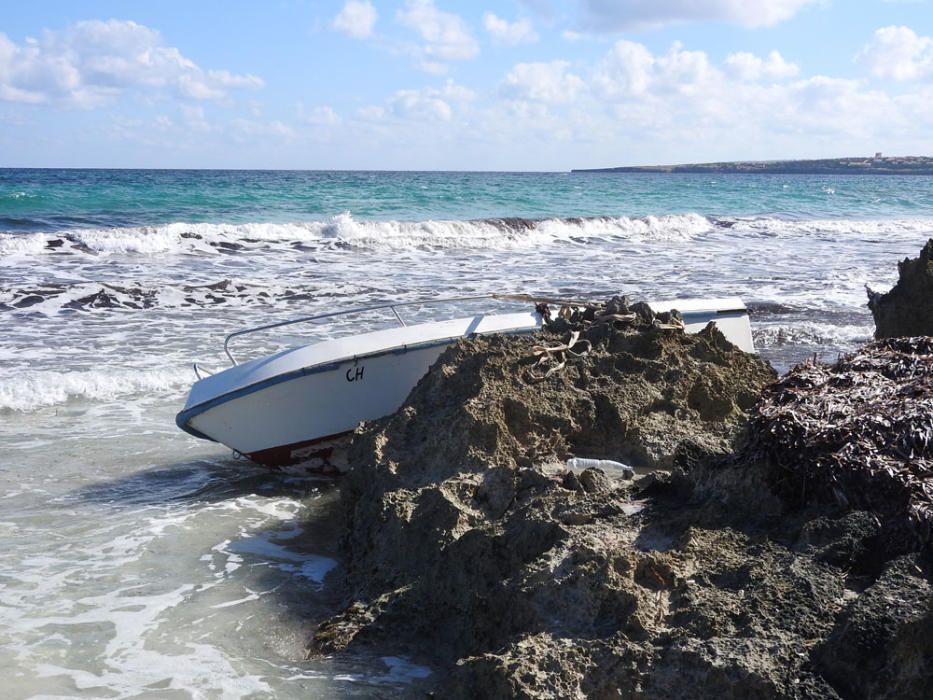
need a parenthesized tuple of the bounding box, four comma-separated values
(336, 305, 774, 603)
(868, 238, 933, 338)
(307, 299, 933, 699)
(814, 556, 933, 700)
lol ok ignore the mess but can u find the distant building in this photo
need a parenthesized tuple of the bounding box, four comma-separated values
(875, 152, 883, 159)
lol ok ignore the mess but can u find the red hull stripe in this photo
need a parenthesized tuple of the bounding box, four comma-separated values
(246, 430, 353, 467)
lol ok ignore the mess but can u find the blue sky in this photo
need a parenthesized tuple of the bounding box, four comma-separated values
(1, 0, 931, 170)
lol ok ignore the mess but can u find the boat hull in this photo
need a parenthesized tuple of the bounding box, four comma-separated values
(177, 311, 544, 466)
(182, 341, 450, 465)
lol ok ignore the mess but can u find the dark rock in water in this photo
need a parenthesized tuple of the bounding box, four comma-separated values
(868, 238, 933, 338)
(489, 217, 537, 232)
(210, 241, 244, 252)
(67, 290, 119, 309)
(13, 294, 46, 309)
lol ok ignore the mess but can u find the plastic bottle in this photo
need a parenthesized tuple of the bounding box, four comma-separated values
(566, 457, 635, 479)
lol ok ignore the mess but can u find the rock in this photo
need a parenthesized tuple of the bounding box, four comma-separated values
(305, 296, 933, 699)
(578, 468, 612, 493)
(337, 310, 775, 602)
(868, 238, 933, 338)
(813, 556, 933, 700)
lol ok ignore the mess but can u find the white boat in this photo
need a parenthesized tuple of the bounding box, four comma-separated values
(176, 295, 754, 466)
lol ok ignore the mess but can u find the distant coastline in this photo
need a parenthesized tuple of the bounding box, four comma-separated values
(572, 155, 933, 175)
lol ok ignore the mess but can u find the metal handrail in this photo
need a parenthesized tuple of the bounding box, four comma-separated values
(193, 362, 216, 380)
(221, 292, 602, 366)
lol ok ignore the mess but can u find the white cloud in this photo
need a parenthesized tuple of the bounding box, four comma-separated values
(593, 41, 718, 100)
(857, 25, 933, 81)
(204, 70, 258, 90)
(384, 80, 476, 122)
(305, 105, 341, 126)
(574, 36, 921, 156)
(725, 51, 799, 81)
(417, 60, 449, 75)
(592, 40, 654, 97)
(500, 61, 584, 103)
(437, 80, 479, 102)
(357, 105, 386, 121)
(332, 1, 378, 40)
(180, 104, 212, 131)
(390, 89, 453, 120)
(233, 118, 294, 138)
(0, 20, 262, 107)
(657, 44, 717, 94)
(578, 0, 817, 31)
(483, 13, 539, 45)
(397, 0, 479, 61)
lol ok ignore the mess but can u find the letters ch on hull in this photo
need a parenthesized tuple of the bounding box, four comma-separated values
(346, 365, 365, 382)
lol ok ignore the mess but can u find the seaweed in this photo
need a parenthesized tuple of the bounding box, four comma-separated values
(748, 336, 933, 550)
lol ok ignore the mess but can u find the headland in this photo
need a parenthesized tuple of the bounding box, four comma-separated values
(573, 155, 933, 175)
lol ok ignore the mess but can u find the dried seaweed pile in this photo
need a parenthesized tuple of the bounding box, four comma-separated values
(750, 336, 933, 547)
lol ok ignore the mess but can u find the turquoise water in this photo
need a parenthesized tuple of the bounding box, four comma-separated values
(2, 168, 932, 698)
(2, 169, 932, 230)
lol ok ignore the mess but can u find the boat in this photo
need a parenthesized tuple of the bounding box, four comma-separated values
(176, 294, 754, 466)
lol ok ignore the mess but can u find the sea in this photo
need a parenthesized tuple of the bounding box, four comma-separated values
(1, 168, 931, 698)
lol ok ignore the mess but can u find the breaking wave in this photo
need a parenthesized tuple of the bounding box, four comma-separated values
(717, 216, 933, 240)
(2, 213, 931, 260)
(0, 367, 192, 412)
(0, 213, 713, 258)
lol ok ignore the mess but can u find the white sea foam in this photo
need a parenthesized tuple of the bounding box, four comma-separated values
(3, 213, 932, 261)
(0, 488, 335, 699)
(537, 212, 713, 242)
(753, 321, 873, 350)
(0, 366, 191, 412)
(0, 212, 722, 259)
(226, 533, 338, 586)
(0, 232, 48, 257)
(725, 216, 933, 240)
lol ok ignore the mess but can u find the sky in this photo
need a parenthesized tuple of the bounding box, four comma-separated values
(0, 0, 932, 170)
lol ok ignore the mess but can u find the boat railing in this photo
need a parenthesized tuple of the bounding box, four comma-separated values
(221, 293, 599, 366)
(193, 362, 216, 380)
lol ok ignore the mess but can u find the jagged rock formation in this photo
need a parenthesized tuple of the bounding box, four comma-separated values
(336, 306, 774, 603)
(868, 238, 933, 338)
